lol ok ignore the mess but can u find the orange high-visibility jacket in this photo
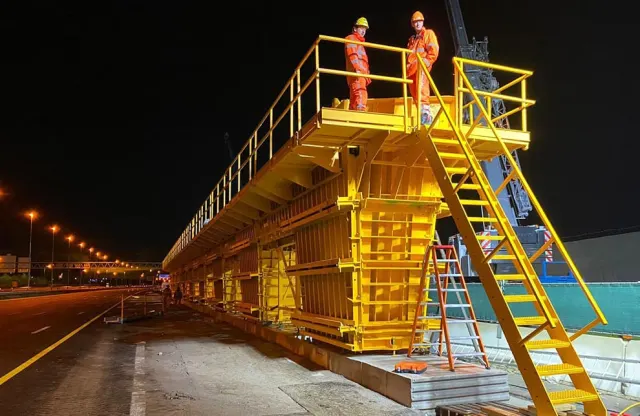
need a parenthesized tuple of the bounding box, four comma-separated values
(345, 33, 370, 77)
(407, 28, 439, 77)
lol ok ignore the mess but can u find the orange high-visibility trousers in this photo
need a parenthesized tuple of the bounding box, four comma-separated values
(348, 76, 368, 111)
(409, 71, 430, 107)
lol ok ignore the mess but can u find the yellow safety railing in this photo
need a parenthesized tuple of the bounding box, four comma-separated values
(448, 57, 608, 337)
(453, 58, 535, 133)
(163, 35, 420, 269)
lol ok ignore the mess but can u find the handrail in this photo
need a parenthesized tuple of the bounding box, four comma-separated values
(450, 57, 608, 333)
(411, 54, 556, 327)
(163, 35, 417, 269)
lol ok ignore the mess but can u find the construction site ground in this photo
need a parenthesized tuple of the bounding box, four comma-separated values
(1, 290, 637, 415)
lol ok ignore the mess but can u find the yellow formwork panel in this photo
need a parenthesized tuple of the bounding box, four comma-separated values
(205, 279, 214, 299)
(259, 248, 297, 323)
(286, 145, 445, 351)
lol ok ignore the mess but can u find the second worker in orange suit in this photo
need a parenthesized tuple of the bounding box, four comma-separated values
(345, 17, 371, 111)
(406, 11, 439, 125)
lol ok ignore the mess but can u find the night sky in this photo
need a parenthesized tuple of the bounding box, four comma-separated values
(1, 1, 637, 263)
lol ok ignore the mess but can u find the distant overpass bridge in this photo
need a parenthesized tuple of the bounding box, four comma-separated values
(29, 262, 162, 274)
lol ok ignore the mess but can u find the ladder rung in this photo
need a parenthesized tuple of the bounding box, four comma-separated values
(413, 343, 440, 347)
(514, 316, 547, 326)
(504, 294, 540, 303)
(425, 302, 470, 308)
(536, 363, 584, 376)
(525, 339, 571, 350)
(446, 319, 475, 324)
(548, 389, 600, 405)
(452, 183, 481, 190)
(459, 199, 489, 206)
(450, 336, 480, 340)
(439, 273, 462, 277)
(428, 288, 465, 292)
(436, 259, 457, 262)
(452, 352, 486, 357)
(495, 274, 525, 281)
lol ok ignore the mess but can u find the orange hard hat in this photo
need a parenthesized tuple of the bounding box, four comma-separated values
(411, 11, 424, 22)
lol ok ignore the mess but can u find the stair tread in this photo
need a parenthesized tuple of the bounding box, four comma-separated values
(536, 363, 584, 376)
(452, 183, 481, 190)
(525, 339, 571, 350)
(439, 152, 466, 159)
(495, 274, 526, 281)
(504, 294, 539, 303)
(460, 199, 489, 206)
(514, 316, 548, 325)
(548, 389, 600, 405)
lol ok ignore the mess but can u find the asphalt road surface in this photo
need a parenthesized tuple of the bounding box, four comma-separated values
(0, 289, 133, 377)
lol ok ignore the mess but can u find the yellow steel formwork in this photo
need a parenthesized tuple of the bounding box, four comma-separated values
(163, 35, 608, 414)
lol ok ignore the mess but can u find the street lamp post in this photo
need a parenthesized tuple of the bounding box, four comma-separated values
(78, 242, 85, 285)
(26, 211, 36, 289)
(66, 235, 74, 287)
(50, 225, 58, 289)
(88, 247, 94, 286)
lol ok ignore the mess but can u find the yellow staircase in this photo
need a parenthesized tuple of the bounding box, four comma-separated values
(415, 57, 608, 415)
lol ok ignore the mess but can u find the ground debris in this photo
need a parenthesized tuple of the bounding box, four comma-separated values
(163, 391, 195, 401)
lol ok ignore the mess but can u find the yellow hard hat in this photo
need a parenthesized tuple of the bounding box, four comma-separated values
(411, 11, 424, 22)
(355, 17, 369, 29)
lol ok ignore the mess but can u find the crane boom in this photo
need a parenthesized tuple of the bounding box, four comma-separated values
(444, 0, 532, 224)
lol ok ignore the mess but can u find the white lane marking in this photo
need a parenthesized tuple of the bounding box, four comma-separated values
(31, 326, 51, 334)
(32, 312, 46, 316)
(129, 342, 146, 415)
(77, 312, 85, 315)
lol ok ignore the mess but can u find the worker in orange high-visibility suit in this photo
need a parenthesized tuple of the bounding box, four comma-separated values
(345, 17, 371, 111)
(406, 11, 439, 125)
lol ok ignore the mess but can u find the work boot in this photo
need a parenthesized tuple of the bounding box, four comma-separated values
(421, 106, 432, 125)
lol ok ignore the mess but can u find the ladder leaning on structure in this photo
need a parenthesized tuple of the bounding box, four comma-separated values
(408, 244, 489, 371)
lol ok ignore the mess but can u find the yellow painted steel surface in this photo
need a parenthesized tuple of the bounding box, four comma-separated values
(163, 35, 607, 414)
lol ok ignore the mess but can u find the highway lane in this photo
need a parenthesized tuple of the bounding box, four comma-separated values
(0, 288, 136, 377)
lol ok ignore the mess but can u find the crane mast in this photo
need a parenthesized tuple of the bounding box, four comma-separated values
(444, 0, 532, 224)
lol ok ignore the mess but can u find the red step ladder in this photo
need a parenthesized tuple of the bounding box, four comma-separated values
(408, 244, 490, 371)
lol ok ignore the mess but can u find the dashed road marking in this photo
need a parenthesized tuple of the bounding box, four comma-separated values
(31, 326, 51, 334)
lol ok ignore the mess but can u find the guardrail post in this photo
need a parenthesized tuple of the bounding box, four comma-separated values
(401, 51, 408, 132)
(315, 44, 320, 114)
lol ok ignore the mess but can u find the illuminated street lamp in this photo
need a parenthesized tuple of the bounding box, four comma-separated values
(25, 211, 38, 288)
